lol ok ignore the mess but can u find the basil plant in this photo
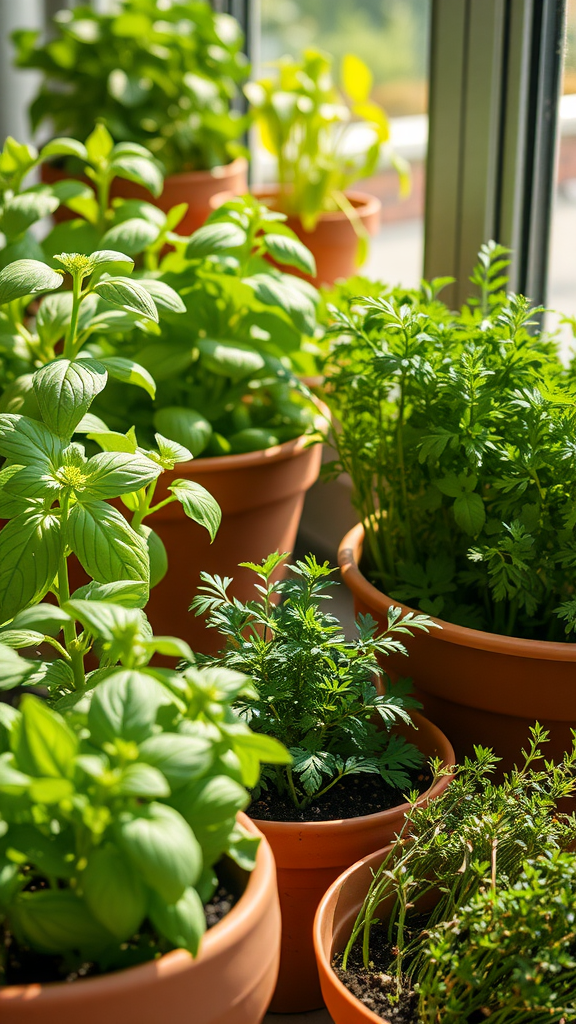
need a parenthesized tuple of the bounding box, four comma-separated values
(0, 605, 289, 978)
(0, 250, 221, 676)
(90, 196, 325, 457)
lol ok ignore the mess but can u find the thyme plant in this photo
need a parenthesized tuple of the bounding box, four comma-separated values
(341, 726, 576, 1024)
(322, 243, 576, 640)
(192, 552, 436, 811)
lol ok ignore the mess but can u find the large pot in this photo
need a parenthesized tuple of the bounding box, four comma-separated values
(41, 158, 248, 236)
(211, 185, 381, 287)
(314, 842, 397, 1024)
(339, 522, 576, 770)
(145, 434, 322, 653)
(0, 814, 281, 1024)
(251, 714, 454, 1013)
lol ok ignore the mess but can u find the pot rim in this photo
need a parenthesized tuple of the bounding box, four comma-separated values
(210, 185, 382, 221)
(250, 712, 454, 837)
(313, 842, 396, 1024)
(0, 813, 273, 1002)
(339, 522, 576, 662)
(163, 156, 248, 186)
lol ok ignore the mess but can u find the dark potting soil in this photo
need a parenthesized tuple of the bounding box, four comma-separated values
(2, 881, 239, 987)
(248, 764, 432, 823)
(332, 925, 419, 1024)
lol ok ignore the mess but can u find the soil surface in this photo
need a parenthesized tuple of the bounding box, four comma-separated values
(2, 880, 239, 987)
(333, 926, 419, 1024)
(249, 765, 432, 823)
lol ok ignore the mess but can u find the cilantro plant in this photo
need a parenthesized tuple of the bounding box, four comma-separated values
(0, 607, 289, 980)
(0, 251, 221, 670)
(13, 0, 249, 177)
(245, 49, 409, 238)
(89, 196, 324, 456)
(322, 243, 576, 640)
(341, 726, 576, 1024)
(192, 552, 436, 812)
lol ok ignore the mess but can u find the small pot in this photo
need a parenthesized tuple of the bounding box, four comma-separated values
(211, 185, 381, 287)
(314, 841, 397, 1024)
(339, 522, 576, 770)
(144, 434, 322, 653)
(0, 814, 281, 1024)
(41, 158, 248, 236)
(251, 713, 454, 1013)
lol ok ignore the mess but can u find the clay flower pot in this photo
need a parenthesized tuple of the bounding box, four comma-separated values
(41, 158, 248, 235)
(314, 842, 396, 1024)
(211, 185, 381, 287)
(0, 815, 281, 1024)
(339, 522, 576, 770)
(145, 434, 322, 653)
(251, 713, 454, 1013)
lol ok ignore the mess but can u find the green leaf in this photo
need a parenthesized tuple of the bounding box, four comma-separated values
(29, 776, 74, 803)
(244, 273, 317, 334)
(169, 479, 221, 541)
(88, 669, 165, 745)
(145, 636, 194, 661)
(136, 525, 168, 589)
(109, 155, 164, 198)
(0, 629, 44, 649)
(98, 356, 156, 399)
(70, 579, 148, 609)
(138, 734, 213, 791)
(0, 756, 32, 793)
(454, 491, 486, 536)
(33, 358, 108, 439)
(93, 277, 159, 322)
(13, 695, 77, 778)
(197, 339, 266, 380)
(149, 886, 206, 956)
(0, 413, 64, 467)
(231, 731, 292, 787)
(86, 123, 114, 163)
(341, 53, 373, 103)
(10, 603, 71, 636)
(63, 599, 141, 641)
(186, 221, 247, 258)
(83, 843, 148, 941)
(264, 233, 316, 276)
(117, 762, 170, 798)
(154, 433, 193, 466)
(39, 137, 89, 163)
(67, 501, 149, 584)
(0, 511, 61, 622)
(115, 802, 202, 904)
(227, 820, 261, 871)
(1, 191, 60, 240)
(100, 219, 160, 256)
(153, 407, 212, 457)
(136, 342, 195, 381)
(134, 278, 186, 314)
(0, 645, 37, 690)
(11, 890, 112, 955)
(0, 259, 63, 305)
(173, 775, 248, 827)
(89, 249, 135, 275)
(82, 450, 161, 499)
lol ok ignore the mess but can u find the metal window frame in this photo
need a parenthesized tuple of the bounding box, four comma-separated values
(424, 0, 567, 307)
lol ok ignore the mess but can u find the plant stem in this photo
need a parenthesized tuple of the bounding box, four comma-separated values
(57, 490, 84, 689)
(63, 271, 83, 359)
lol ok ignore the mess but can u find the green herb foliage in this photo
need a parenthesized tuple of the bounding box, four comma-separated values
(342, 727, 576, 1023)
(192, 552, 436, 810)
(13, 0, 249, 176)
(0, 250, 220, 663)
(245, 49, 409, 235)
(322, 242, 576, 640)
(90, 196, 324, 456)
(0, 607, 289, 978)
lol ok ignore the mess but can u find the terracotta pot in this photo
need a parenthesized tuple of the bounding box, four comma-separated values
(0, 814, 281, 1024)
(251, 713, 454, 1013)
(41, 158, 248, 235)
(210, 185, 381, 287)
(339, 522, 576, 771)
(144, 434, 322, 653)
(314, 841, 397, 1024)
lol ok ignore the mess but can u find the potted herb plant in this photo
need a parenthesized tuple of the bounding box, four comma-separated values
(0, 607, 289, 1023)
(13, 0, 249, 234)
(321, 243, 576, 766)
(192, 552, 455, 1012)
(314, 726, 576, 1024)
(83, 197, 326, 648)
(244, 49, 410, 285)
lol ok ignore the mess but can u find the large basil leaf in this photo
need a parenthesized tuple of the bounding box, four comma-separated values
(196, 339, 266, 379)
(93, 277, 159, 321)
(115, 802, 202, 904)
(11, 890, 112, 955)
(138, 734, 213, 791)
(67, 500, 149, 584)
(0, 511, 61, 622)
(0, 645, 38, 689)
(13, 696, 77, 779)
(0, 414, 63, 468)
(169, 479, 221, 541)
(83, 844, 148, 940)
(87, 669, 166, 745)
(244, 273, 317, 335)
(186, 221, 247, 258)
(153, 407, 211, 457)
(149, 886, 206, 955)
(100, 218, 160, 256)
(264, 231, 316, 276)
(135, 278, 186, 314)
(1, 191, 60, 241)
(0, 259, 63, 305)
(98, 356, 156, 399)
(33, 358, 108, 439)
(109, 155, 164, 198)
(82, 450, 161, 499)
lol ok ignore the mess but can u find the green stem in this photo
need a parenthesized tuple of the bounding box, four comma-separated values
(63, 272, 83, 359)
(285, 766, 302, 810)
(97, 172, 111, 236)
(57, 491, 84, 690)
(131, 479, 158, 530)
